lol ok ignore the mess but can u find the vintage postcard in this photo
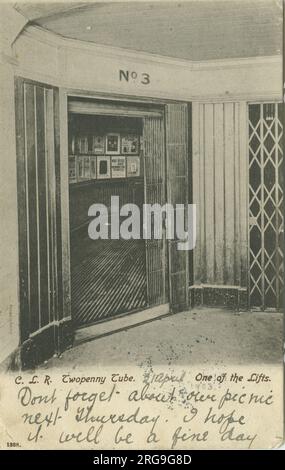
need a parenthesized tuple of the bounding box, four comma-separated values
(0, 0, 284, 451)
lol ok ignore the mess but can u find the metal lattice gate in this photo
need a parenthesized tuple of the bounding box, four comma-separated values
(248, 103, 284, 310)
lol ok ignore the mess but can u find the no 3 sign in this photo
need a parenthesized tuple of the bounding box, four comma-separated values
(119, 69, 150, 85)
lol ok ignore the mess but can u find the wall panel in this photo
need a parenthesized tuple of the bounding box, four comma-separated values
(204, 104, 215, 283)
(143, 116, 166, 307)
(166, 103, 189, 312)
(213, 103, 225, 284)
(192, 101, 248, 292)
(224, 103, 235, 284)
(0, 62, 21, 365)
(15, 77, 73, 367)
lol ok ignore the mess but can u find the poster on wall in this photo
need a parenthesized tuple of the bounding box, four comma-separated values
(77, 155, 84, 179)
(106, 133, 120, 154)
(121, 134, 140, 154)
(92, 134, 105, 154)
(90, 156, 97, 179)
(127, 156, 140, 177)
(77, 136, 89, 154)
(97, 156, 111, 179)
(70, 136, 76, 154)
(83, 156, 90, 179)
(68, 156, 77, 183)
(111, 156, 126, 178)
(77, 156, 90, 180)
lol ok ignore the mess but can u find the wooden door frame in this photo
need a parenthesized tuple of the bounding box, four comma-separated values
(60, 89, 168, 327)
(14, 77, 73, 369)
(60, 89, 192, 335)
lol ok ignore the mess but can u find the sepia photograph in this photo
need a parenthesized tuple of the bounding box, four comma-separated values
(0, 0, 284, 453)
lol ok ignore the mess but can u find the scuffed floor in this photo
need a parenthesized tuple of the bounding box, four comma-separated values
(39, 308, 283, 369)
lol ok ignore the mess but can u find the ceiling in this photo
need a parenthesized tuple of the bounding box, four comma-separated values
(15, 1, 283, 61)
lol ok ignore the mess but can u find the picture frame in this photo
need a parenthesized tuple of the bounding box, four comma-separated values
(77, 155, 85, 179)
(83, 156, 91, 179)
(77, 155, 90, 180)
(77, 136, 89, 154)
(127, 156, 140, 177)
(121, 134, 140, 155)
(90, 156, 97, 179)
(68, 155, 77, 183)
(105, 133, 120, 155)
(92, 134, 105, 154)
(111, 156, 126, 178)
(70, 136, 76, 155)
(97, 156, 111, 179)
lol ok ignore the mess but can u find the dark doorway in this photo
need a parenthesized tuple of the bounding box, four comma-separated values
(68, 113, 147, 327)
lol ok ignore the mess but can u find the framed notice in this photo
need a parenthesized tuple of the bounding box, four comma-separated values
(83, 156, 90, 179)
(92, 135, 105, 154)
(97, 156, 111, 179)
(68, 156, 77, 183)
(121, 134, 140, 155)
(111, 156, 126, 178)
(106, 133, 120, 155)
(77, 155, 84, 179)
(90, 156, 97, 179)
(77, 136, 89, 154)
(127, 156, 140, 177)
(77, 156, 90, 180)
(70, 136, 76, 155)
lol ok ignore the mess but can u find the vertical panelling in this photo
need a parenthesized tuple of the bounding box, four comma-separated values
(45, 88, 57, 323)
(204, 104, 215, 283)
(214, 104, 225, 283)
(192, 102, 201, 284)
(166, 103, 189, 311)
(234, 104, 241, 285)
(192, 101, 248, 288)
(143, 116, 166, 306)
(188, 105, 193, 286)
(239, 102, 248, 288)
(15, 79, 30, 342)
(36, 86, 49, 328)
(25, 83, 40, 333)
(15, 77, 63, 358)
(224, 103, 235, 284)
(59, 89, 73, 321)
(199, 104, 206, 283)
(0, 64, 20, 363)
(55, 90, 64, 321)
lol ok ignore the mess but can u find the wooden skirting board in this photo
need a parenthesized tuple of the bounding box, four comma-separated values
(3, 319, 74, 371)
(189, 285, 248, 311)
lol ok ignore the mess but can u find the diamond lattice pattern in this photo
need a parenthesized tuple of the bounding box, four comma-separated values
(248, 103, 284, 310)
